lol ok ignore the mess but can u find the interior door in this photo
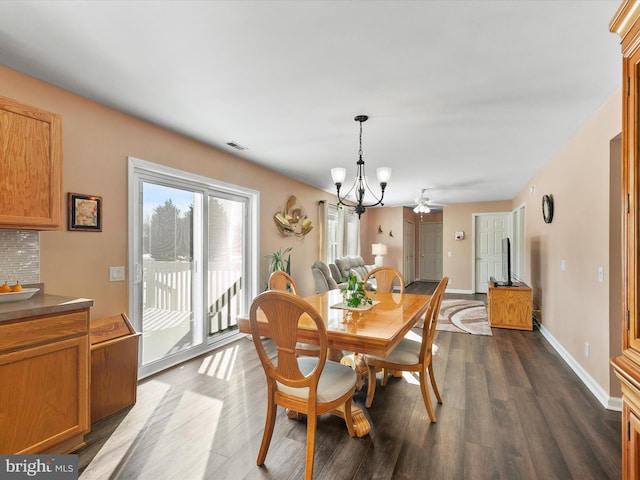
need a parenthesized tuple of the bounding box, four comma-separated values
(474, 213, 509, 293)
(403, 220, 415, 285)
(419, 222, 443, 281)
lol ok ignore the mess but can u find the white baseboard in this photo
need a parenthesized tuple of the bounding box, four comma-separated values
(538, 325, 622, 412)
(445, 288, 475, 295)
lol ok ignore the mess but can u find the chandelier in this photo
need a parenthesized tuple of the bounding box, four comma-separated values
(331, 115, 392, 219)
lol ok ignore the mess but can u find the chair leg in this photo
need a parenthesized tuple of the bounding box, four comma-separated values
(365, 364, 377, 408)
(380, 367, 389, 386)
(257, 395, 277, 465)
(428, 358, 442, 404)
(305, 410, 317, 480)
(419, 369, 437, 423)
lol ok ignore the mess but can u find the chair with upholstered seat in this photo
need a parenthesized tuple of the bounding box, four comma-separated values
(363, 276, 449, 422)
(268, 270, 320, 357)
(363, 266, 405, 293)
(249, 290, 357, 480)
(268, 270, 298, 294)
(311, 260, 339, 293)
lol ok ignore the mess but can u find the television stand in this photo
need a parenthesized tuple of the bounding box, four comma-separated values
(487, 279, 532, 331)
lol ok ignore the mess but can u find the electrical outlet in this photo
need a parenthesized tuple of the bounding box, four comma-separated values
(109, 266, 125, 282)
(585, 342, 590, 358)
(560, 260, 566, 272)
(598, 267, 604, 283)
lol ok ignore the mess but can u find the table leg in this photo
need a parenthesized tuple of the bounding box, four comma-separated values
(331, 403, 371, 438)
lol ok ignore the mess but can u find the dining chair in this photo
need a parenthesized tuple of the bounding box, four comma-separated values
(268, 270, 299, 294)
(249, 290, 357, 480)
(363, 266, 405, 293)
(268, 271, 320, 357)
(363, 276, 449, 422)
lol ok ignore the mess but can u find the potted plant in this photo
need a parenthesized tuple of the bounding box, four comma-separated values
(340, 272, 372, 308)
(266, 246, 292, 274)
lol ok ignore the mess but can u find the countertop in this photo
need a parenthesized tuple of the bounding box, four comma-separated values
(0, 285, 94, 322)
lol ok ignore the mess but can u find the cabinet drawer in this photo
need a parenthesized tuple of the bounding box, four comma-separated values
(0, 310, 89, 353)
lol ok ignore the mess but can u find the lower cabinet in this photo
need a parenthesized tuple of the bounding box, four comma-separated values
(487, 282, 533, 331)
(624, 400, 640, 480)
(0, 309, 90, 453)
(615, 356, 640, 480)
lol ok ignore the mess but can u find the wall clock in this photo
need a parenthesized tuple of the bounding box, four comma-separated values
(542, 194, 554, 223)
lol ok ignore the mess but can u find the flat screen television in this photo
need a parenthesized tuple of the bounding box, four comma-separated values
(500, 237, 512, 286)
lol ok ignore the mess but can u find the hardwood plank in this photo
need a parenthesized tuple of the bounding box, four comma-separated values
(511, 386, 573, 479)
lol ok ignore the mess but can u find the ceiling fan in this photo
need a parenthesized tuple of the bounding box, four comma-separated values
(412, 189, 442, 214)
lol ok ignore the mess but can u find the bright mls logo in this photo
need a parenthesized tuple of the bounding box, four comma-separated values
(0, 455, 77, 479)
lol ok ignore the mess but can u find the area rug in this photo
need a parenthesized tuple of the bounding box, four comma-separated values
(415, 299, 492, 336)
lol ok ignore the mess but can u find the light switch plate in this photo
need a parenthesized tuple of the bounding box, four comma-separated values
(109, 266, 125, 282)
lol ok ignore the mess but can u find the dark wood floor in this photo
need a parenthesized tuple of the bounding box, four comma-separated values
(78, 284, 621, 479)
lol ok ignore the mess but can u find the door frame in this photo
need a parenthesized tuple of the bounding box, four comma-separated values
(128, 156, 260, 379)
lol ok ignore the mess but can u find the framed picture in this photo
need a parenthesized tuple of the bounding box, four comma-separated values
(68, 193, 102, 231)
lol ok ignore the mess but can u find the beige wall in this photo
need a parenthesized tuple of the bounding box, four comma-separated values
(1, 66, 334, 318)
(512, 88, 622, 397)
(360, 206, 404, 271)
(442, 200, 512, 292)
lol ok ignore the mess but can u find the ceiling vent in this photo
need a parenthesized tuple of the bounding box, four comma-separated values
(226, 141, 247, 151)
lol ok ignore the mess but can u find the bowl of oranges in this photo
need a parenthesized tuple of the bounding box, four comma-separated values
(0, 282, 39, 303)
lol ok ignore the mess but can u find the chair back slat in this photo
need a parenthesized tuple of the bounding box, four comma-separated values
(364, 266, 405, 293)
(249, 291, 327, 388)
(419, 277, 449, 361)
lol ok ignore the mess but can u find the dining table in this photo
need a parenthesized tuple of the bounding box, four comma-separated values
(237, 288, 432, 437)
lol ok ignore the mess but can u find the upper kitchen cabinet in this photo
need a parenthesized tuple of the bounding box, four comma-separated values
(0, 96, 62, 230)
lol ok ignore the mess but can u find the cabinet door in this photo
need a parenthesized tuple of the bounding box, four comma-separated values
(624, 45, 640, 355)
(0, 336, 89, 453)
(0, 96, 62, 229)
(624, 401, 640, 480)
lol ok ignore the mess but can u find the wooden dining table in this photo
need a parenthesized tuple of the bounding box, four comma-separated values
(238, 288, 432, 437)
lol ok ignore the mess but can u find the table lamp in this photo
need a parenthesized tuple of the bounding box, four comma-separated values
(372, 243, 387, 267)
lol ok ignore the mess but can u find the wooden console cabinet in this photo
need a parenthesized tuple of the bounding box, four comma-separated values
(0, 95, 63, 230)
(0, 305, 91, 454)
(487, 281, 532, 331)
(90, 313, 140, 423)
(611, 3, 640, 478)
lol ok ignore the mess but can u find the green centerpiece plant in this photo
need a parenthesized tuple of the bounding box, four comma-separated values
(340, 272, 372, 308)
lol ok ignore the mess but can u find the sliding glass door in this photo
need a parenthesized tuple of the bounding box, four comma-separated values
(206, 195, 246, 341)
(141, 183, 201, 366)
(129, 157, 258, 378)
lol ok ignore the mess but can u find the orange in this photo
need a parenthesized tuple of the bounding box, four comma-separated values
(0, 282, 10, 293)
(11, 282, 22, 292)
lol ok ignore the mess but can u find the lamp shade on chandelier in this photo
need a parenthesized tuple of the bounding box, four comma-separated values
(331, 115, 391, 219)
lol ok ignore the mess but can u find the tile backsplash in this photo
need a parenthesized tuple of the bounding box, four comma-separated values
(0, 230, 39, 284)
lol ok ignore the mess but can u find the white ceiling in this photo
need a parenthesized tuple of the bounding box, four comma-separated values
(0, 0, 623, 209)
